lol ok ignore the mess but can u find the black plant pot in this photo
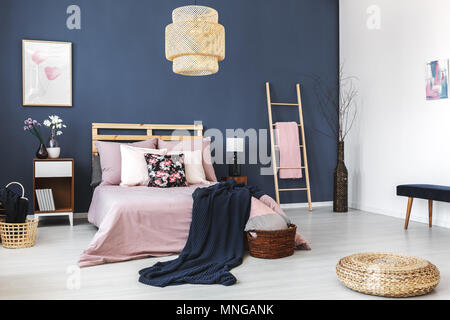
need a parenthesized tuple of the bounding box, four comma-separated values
(333, 141, 348, 212)
(36, 143, 48, 159)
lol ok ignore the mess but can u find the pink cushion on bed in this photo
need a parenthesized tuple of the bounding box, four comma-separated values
(96, 138, 158, 186)
(158, 138, 217, 182)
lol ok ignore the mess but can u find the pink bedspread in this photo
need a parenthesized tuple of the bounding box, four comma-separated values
(79, 185, 310, 267)
(79, 185, 209, 267)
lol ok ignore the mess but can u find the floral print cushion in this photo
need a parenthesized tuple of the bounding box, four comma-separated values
(144, 153, 188, 188)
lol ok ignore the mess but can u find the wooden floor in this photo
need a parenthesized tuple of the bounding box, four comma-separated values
(1, 207, 449, 300)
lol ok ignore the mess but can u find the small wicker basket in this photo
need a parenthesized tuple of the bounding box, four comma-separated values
(0, 182, 37, 249)
(246, 224, 296, 259)
(0, 217, 38, 249)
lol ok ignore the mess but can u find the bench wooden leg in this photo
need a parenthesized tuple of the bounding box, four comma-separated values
(428, 200, 433, 228)
(404, 197, 413, 230)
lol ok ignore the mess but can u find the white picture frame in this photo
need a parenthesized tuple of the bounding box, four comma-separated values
(22, 39, 72, 107)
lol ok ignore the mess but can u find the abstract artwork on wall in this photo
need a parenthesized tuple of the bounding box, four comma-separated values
(22, 40, 72, 106)
(426, 59, 448, 100)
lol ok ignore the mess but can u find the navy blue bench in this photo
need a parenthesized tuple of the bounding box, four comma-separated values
(397, 184, 450, 229)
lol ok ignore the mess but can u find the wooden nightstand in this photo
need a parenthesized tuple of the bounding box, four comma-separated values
(221, 176, 247, 185)
(33, 158, 74, 226)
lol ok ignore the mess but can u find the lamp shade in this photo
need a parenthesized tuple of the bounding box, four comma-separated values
(226, 138, 244, 152)
(165, 5, 225, 76)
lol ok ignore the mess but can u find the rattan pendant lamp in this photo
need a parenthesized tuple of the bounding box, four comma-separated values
(165, 3, 225, 76)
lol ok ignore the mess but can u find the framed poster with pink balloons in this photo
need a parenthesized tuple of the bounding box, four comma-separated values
(22, 40, 72, 106)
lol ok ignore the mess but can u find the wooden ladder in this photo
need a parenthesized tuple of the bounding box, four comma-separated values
(266, 82, 312, 211)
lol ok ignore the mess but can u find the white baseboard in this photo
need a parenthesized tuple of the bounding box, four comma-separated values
(280, 201, 333, 210)
(350, 202, 450, 229)
(74, 212, 88, 219)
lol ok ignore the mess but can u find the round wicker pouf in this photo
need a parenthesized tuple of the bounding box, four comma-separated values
(336, 253, 440, 298)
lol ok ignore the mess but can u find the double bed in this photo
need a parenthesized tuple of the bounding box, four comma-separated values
(79, 122, 309, 268)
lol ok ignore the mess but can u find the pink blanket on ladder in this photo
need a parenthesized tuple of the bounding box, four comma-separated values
(275, 121, 303, 179)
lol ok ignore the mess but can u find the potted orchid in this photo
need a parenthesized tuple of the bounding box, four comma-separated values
(43, 115, 67, 159)
(23, 118, 48, 159)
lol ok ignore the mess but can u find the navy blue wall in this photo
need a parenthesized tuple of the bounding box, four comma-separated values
(0, 0, 339, 212)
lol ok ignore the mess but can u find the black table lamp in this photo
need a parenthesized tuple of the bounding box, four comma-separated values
(226, 138, 244, 177)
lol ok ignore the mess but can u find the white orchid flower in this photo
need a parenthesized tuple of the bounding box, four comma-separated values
(45, 115, 66, 134)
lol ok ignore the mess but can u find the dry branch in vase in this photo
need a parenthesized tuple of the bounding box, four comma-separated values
(309, 65, 359, 212)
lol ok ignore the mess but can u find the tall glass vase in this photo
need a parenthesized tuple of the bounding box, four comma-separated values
(333, 141, 348, 212)
(48, 128, 59, 148)
(47, 128, 61, 159)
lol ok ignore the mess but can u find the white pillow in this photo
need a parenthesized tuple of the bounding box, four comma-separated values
(120, 145, 167, 186)
(169, 150, 207, 185)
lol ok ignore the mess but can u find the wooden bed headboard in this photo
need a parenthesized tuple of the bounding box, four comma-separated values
(92, 122, 203, 156)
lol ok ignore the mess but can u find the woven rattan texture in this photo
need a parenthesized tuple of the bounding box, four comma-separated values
(0, 217, 38, 249)
(336, 253, 440, 297)
(165, 5, 225, 76)
(246, 224, 297, 259)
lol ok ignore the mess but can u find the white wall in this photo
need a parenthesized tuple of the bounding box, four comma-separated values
(340, 0, 450, 227)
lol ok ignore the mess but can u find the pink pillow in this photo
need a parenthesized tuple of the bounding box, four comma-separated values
(250, 197, 276, 216)
(158, 137, 217, 182)
(96, 138, 158, 186)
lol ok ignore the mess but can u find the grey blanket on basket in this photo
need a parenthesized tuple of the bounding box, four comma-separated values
(245, 213, 291, 231)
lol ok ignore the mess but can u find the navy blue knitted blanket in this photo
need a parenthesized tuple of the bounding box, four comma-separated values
(138, 180, 264, 287)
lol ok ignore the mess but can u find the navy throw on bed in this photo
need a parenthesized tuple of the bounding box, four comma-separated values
(138, 180, 264, 287)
